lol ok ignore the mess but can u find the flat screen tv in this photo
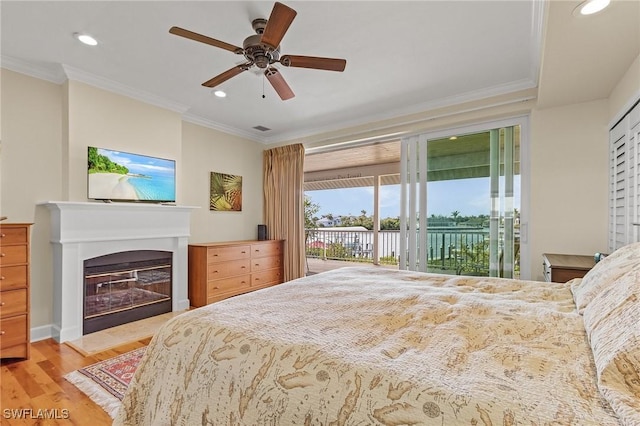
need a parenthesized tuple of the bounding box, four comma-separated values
(87, 146, 176, 203)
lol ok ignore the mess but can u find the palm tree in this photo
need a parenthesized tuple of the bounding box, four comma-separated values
(451, 210, 460, 223)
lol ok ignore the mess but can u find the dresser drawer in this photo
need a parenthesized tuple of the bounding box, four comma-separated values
(189, 240, 284, 308)
(207, 245, 251, 263)
(251, 255, 282, 272)
(0, 227, 28, 245)
(0, 245, 28, 266)
(251, 242, 282, 258)
(207, 275, 251, 297)
(207, 259, 250, 280)
(252, 269, 283, 288)
(0, 289, 28, 317)
(0, 315, 28, 350)
(0, 265, 28, 291)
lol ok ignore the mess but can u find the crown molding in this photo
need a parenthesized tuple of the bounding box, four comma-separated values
(1, 55, 66, 84)
(181, 113, 264, 144)
(1, 56, 191, 115)
(3, 55, 539, 148)
(61, 64, 190, 115)
(268, 78, 538, 145)
(2, 55, 267, 143)
(529, 0, 546, 88)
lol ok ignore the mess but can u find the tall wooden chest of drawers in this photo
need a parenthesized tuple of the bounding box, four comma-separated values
(0, 223, 32, 360)
(188, 240, 284, 307)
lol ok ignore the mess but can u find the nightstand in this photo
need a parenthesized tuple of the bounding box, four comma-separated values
(542, 253, 595, 283)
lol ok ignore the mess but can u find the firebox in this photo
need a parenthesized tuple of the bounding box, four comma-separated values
(83, 250, 172, 334)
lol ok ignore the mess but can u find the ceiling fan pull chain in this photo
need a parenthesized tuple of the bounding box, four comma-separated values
(262, 73, 266, 99)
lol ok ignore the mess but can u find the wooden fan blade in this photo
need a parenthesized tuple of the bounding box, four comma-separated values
(202, 65, 249, 88)
(261, 2, 297, 49)
(169, 26, 243, 54)
(265, 68, 295, 100)
(280, 55, 346, 72)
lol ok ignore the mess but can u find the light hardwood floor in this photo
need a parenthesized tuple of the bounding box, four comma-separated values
(1, 337, 150, 425)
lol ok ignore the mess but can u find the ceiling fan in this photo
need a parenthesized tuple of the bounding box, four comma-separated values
(169, 2, 347, 101)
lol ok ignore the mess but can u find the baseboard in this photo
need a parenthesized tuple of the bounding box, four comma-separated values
(31, 324, 54, 342)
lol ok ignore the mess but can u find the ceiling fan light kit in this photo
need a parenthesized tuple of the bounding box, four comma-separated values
(169, 1, 346, 100)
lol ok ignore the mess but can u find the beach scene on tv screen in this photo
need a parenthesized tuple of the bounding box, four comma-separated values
(88, 147, 176, 201)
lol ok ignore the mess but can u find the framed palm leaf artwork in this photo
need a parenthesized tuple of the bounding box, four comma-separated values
(210, 172, 242, 211)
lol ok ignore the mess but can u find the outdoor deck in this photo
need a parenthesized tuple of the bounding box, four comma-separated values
(305, 257, 397, 275)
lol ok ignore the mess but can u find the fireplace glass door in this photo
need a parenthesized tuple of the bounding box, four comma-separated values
(83, 250, 172, 334)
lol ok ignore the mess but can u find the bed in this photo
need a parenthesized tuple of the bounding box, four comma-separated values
(114, 242, 640, 425)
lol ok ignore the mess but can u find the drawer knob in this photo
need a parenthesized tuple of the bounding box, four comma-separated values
(0, 233, 5, 238)
(0, 302, 4, 306)
(0, 253, 5, 257)
(241, 251, 246, 254)
(0, 276, 4, 280)
(0, 331, 4, 335)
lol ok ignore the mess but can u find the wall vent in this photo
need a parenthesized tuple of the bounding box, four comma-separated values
(253, 125, 271, 132)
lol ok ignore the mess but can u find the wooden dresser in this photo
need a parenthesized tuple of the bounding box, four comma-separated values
(0, 223, 32, 360)
(188, 240, 284, 307)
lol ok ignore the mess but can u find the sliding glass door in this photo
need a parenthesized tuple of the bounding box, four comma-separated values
(400, 122, 521, 278)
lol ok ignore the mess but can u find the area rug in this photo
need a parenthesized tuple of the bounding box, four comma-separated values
(64, 347, 146, 419)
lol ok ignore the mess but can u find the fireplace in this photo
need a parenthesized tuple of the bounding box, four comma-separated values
(43, 201, 197, 343)
(83, 250, 173, 334)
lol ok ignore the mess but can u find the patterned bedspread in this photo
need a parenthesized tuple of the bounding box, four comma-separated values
(114, 267, 620, 425)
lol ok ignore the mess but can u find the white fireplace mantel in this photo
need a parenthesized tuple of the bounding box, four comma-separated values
(42, 201, 198, 342)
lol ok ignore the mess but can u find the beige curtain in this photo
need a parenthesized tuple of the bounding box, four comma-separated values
(263, 144, 305, 281)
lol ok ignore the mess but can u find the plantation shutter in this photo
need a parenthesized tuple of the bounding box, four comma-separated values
(609, 119, 627, 251)
(632, 107, 640, 244)
(609, 100, 640, 251)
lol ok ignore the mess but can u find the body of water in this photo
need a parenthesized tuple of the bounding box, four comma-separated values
(128, 175, 175, 201)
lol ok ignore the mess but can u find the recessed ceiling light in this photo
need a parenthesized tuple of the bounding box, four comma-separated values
(573, 0, 611, 16)
(74, 32, 98, 46)
(213, 90, 226, 98)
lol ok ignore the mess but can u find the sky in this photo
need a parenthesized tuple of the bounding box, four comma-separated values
(98, 148, 175, 177)
(305, 176, 521, 219)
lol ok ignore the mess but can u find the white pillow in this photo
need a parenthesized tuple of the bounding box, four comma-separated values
(571, 242, 640, 313)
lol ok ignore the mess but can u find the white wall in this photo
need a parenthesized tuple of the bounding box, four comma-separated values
(609, 53, 640, 123)
(65, 81, 183, 201)
(528, 53, 640, 281)
(529, 100, 610, 280)
(182, 122, 264, 242)
(0, 69, 265, 337)
(1, 70, 62, 330)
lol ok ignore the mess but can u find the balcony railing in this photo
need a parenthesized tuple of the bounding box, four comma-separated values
(305, 227, 519, 276)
